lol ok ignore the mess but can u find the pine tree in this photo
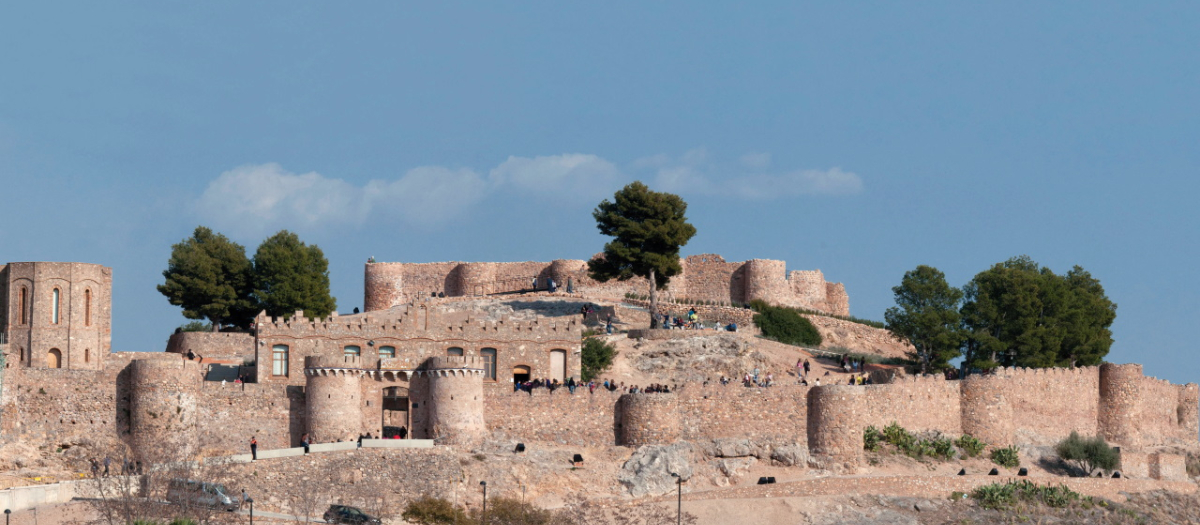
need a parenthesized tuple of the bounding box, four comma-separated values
(158, 226, 257, 330)
(252, 230, 337, 320)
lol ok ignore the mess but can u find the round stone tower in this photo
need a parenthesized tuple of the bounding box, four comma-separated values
(548, 259, 586, 289)
(742, 259, 788, 305)
(304, 356, 366, 443)
(452, 263, 496, 296)
(129, 356, 201, 462)
(807, 385, 865, 468)
(410, 356, 485, 444)
(960, 372, 1015, 447)
(617, 393, 681, 446)
(364, 262, 405, 312)
(1099, 363, 1143, 447)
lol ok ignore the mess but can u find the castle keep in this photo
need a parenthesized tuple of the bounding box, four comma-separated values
(0, 258, 1196, 482)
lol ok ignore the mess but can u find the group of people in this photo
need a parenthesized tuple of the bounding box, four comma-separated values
(839, 354, 868, 373)
(515, 377, 581, 394)
(89, 456, 142, 477)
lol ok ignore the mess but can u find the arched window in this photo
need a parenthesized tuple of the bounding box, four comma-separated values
(85, 289, 92, 326)
(48, 348, 62, 369)
(52, 288, 61, 324)
(379, 346, 395, 358)
(272, 345, 289, 376)
(344, 345, 361, 357)
(447, 347, 464, 357)
(481, 348, 497, 381)
(19, 287, 27, 325)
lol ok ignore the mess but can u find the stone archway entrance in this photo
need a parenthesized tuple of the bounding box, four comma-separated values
(48, 348, 62, 369)
(513, 365, 531, 384)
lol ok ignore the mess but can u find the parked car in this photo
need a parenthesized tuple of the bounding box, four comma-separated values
(166, 478, 240, 511)
(323, 504, 382, 525)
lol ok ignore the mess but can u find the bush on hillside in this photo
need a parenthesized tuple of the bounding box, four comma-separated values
(1055, 431, 1119, 476)
(402, 496, 471, 525)
(991, 445, 1021, 469)
(955, 435, 987, 458)
(581, 337, 617, 381)
(752, 304, 822, 347)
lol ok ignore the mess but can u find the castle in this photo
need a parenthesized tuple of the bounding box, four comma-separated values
(0, 257, 1196, 482)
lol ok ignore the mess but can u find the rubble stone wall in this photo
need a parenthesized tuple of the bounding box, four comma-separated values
(165, 332, 254, 359)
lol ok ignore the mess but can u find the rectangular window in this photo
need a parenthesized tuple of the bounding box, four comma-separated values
(379, 346, 395, 358)
(481, 348, 497, 381)
(344, 345, 361, 357)
(447, 347, 464, 357)
(272, 345, 289, 376)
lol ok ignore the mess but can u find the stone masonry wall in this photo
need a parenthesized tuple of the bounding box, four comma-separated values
(861, 375, 963, 436)
(365, 254, 851, 316)
(198, 381, 305, 456)
(165, 332, 254, 359)
(1004, 366, 1101, 445)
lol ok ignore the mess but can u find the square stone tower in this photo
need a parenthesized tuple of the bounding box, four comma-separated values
(0, 262, 112, 370)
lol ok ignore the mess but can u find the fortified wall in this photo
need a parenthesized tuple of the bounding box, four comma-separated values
(364, 254, 850, 316)
(484, 364, 1199, 472)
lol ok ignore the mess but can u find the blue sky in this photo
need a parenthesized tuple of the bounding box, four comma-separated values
(2, 3, 1197, 384)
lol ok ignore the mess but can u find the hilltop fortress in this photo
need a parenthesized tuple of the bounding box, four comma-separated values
(364, 254, 851, 316)
(0, 257, 1196, 484)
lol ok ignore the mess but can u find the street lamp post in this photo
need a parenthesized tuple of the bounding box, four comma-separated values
(670, 473, 682, 525)
(479, 481, 488, 525)
(5, 508, 11, 525)
(247, 496, 254, 525)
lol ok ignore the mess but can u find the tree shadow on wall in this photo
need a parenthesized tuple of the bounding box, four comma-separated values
(1036, 455, 1080, 477)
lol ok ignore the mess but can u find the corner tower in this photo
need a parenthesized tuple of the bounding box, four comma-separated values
(305, 355, 367, 443)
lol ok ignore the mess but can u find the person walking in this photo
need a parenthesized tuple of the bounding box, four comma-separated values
(301, 433, 310, 454)
(103, 456, 111, 476)
(250, 437, 258, 460)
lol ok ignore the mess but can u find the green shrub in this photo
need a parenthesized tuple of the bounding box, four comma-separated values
(1054, 431, 1119, 476)
(955, 435, 986, 458)
(402, 496, 471, 525)
(971, 481, 1080, 510)
(991, 445, 1021, 469)
(179, 321, 211, 332)
(470, 497, 561, 525)
(753, 305, 822, 347)
(169, 519, 198, 525)
(929, 436, 956, 460)
(863, 426, 882, 451)
(581, 337, 617, 381)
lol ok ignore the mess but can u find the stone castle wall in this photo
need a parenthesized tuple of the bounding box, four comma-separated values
(364, 254, 851, 316)
(481, 364, 1198, 464)
(254, 307, 581, 387)
(165, 331, 254, 359)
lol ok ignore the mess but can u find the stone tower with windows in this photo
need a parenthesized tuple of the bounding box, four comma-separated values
(0, 262, 112, 370)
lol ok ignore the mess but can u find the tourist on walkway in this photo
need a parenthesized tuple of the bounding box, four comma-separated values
(250, 437, 258, 460)
(301, 433, 310, 454)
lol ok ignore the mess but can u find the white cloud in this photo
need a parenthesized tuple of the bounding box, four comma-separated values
(489, 154, 621, 198)
(196, 163, 488, 235)
(196, 163, 367, 234)
(637, 151, 863, 200)
(365, 166, 488, 225)
(195, 152, 862, 235)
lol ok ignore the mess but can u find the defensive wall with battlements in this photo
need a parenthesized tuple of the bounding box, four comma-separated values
(364, 254, 850, 316)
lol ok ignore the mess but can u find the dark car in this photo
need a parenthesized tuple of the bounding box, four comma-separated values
(323, 504, 382, 525)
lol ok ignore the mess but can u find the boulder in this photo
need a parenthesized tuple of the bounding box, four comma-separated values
(770, 444, 808, 467)
(711, 438, 765, 458)
(618, 443, 693, 497)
